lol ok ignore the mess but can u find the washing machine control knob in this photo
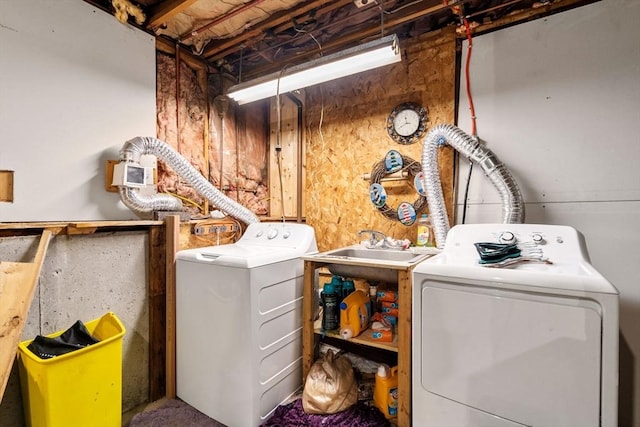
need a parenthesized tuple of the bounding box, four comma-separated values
(267, 228, 278, 239)
(256, 230, 264, 237)
(282, 229, 291, 239)
(531, 233, 544, 244)
(499, 231, 515, 243)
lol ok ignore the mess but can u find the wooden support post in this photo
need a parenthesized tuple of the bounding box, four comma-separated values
(302, 260, 317, 383)
(148, 225, 167, 401)
(397, 269, 412, 427)
(165, 215, 180, 398)
(0, 230, 52, 401)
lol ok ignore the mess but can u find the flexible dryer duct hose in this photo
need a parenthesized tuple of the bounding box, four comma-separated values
(422, 124, 525, 249)
(118, 136, 260, 225)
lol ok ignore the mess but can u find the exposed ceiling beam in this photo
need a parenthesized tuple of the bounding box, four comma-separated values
(156, 37, 209, 70)
(147, 0, 200, 29)
(237, 0, 454, 79)
(179, 0, 270, 42)
(201, 0, 353, 60)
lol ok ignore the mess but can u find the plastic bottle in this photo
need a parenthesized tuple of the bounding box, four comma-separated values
(342, 279, 355, 300)
(321, 282, 340, 331)
(377, 290, 398, 303)
(370, 329, 393, 342)
(330, 275, 344, 302)
(374, 364, 399, 419)
(416, 213, 433, 247)
(369, 284, 378, 315)
(339, 290, 371, 339)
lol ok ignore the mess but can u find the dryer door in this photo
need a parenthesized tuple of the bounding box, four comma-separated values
(419, 280, 602, 427)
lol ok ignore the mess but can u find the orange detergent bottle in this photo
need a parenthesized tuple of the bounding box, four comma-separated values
(339, 290, 371, 339)
(374, 364, 399, 419)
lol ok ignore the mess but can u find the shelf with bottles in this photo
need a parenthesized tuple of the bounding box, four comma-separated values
(302, 258, 414, 427)
(314, 321, 399, 352)
(316, 276, 400, 353)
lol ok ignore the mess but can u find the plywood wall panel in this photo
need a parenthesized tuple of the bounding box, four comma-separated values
(304, 29, 457, 251)
(269, 97, 302, 218)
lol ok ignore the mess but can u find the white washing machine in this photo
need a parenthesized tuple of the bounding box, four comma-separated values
(176, 222, 317, 427)
(412, 224, 618, 427)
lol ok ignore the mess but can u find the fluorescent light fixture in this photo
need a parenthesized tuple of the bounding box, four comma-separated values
(227, 34, 401, 105)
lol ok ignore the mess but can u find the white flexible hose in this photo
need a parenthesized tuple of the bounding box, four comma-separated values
(118, 136, 260, 225)
(422, 124, 525, 248)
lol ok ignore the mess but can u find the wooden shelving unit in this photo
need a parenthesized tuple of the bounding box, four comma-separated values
(302, 258, 421, 427)
(314, 324, 398, 352)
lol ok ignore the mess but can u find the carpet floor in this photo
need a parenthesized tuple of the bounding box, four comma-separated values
(125, 397, 391, 427)
(125, 398, 226, 427)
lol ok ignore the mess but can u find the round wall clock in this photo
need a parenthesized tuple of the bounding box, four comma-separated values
(386, 102, 428, 145)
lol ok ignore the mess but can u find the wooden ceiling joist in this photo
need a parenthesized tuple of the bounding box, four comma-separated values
(147, 0, 200, 29)
(201, 0, 352, 61)
(237, 0, 452, 79)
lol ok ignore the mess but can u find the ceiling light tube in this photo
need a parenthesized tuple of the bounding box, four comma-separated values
(227, 34, 401, 105)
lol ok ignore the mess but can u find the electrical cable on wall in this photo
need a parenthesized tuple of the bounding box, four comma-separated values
(275, 66, 289, 223)
(460, 11, 477, 224)
(462, 17, 477, 137)
(164, 190, 203, 210)
(275, 29, 324, 222)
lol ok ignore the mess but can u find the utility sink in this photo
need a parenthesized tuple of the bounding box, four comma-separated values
(303, 244, 438, 283)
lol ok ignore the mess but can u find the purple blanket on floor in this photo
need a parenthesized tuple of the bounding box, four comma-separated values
(261, 399, 391, 427)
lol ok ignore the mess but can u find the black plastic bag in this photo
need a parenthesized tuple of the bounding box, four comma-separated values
(27, 320, 100, 359)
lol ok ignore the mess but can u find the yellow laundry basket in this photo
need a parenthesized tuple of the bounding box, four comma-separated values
(17, 312, 126, 427)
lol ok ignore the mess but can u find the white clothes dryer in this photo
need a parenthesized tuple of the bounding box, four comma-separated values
(176, 222, 317, 427)
(412, 224, 618, 427)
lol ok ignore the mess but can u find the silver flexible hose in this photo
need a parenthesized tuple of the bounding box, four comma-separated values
(422, 124, 525, 248)
(118, 136, 260, 225)
(118, 186, 182, 213)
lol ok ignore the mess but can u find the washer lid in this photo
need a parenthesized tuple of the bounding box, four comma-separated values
(176, 222, 318, 268)
(414, 255, 618, 295)
(176, 243, 300, 268)
(413, 223, 619, 295)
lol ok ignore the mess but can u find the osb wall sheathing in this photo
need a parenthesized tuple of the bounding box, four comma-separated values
(304, 28, 457, 251)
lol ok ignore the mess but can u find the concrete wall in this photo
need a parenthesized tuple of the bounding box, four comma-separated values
(456, 1, 640, 425)
(0, 0, 156, 221)
(0, 231, 150, 426)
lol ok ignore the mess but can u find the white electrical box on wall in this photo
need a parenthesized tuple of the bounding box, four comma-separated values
(111, 163, 153, 188)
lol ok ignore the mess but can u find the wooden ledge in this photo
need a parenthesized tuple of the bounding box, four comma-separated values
(0, 221, 163, 236)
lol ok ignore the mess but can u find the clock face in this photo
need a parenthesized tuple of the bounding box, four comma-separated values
(393, 109, 421, 136)
(387, 102, 428, 144)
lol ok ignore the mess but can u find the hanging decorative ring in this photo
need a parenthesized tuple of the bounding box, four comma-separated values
(368, 150, 428, 225)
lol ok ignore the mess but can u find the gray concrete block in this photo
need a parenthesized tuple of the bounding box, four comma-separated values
(0, 231, 151, 425)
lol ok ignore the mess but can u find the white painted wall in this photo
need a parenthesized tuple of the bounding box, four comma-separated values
(457, 1, 640, 425)
(0, 0, 156, 221)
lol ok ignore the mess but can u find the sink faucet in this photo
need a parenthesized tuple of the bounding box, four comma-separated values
(358, 229, 387, 248)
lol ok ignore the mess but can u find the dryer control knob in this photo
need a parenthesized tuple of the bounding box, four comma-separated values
(283, 229, 291, 239)
(531, 233, 544, 244)
(267, 228, 278, 239)
(256, 230, 264, 237)
(499, 231, 515, 243)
